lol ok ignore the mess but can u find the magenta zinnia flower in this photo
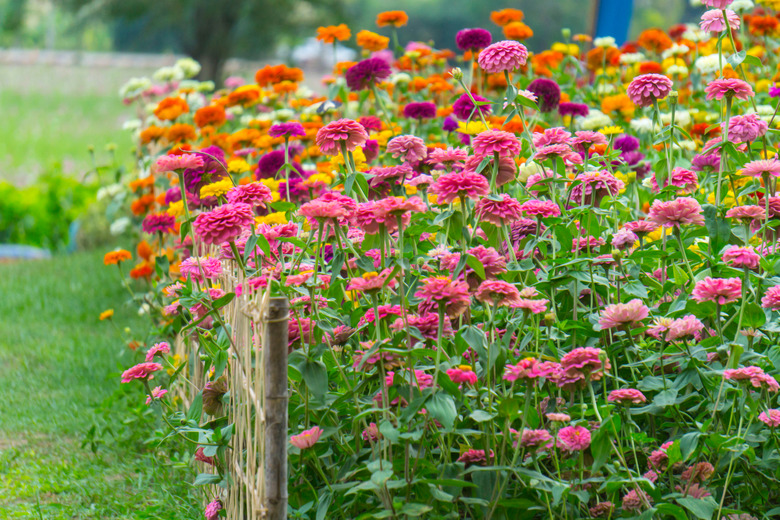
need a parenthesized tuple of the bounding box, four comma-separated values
(268, 121, 306, 138)
(692, 277, 742, 305)
(472, 129, 522, 158)
(626, 73, 673, 108)
(598, 299, 649, 329)
(431, 171, 490, 204)
(193, 202, 254, 245)
(557, 425, 591, 451)
(345, 57, 391, 91)
(527, 78, 561, 113)
(403, 101, 437, 120)
(456, 28, 492, 51)
(290, 426, 323, 449)
(477, 40, 528, 73)
(142, 212, 176, 234)
(204, 500, 223, 520)
(475, 194, 524, 225)
(121, 362, 163, 383)
(452, 93, 492, 120)
(315, 119, 370, 156)
(570, 170, 624, 205)
(648, 197, 705, 227)
(705, 78, 754, 100)
(447, 365, 478, 386)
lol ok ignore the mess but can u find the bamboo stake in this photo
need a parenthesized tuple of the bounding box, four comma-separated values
(263, 297, 289, 520)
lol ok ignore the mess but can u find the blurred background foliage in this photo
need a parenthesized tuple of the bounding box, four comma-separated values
(0, 0, 704, 80)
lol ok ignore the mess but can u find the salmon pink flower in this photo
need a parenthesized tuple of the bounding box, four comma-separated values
(346, 269, 397, 294)
(648, 197, 705, 227)
(193, 202, 254, 245)
(705, 78, 754, 100)
(315, 119, 369, 155)
(722, 246, 760, 270)
(598, 299, 649, 329)
(475, 194, 524, 225)
(475, 280, 521, 307)
(121, 362, 163, 383)
(607, 389, 647, 404)
(431, 171, 490, 204)
(290, 426, 323, 449)
(762, 286, 780, 310)
(519, 199, 561, 218)
(743, 159, 780, 178)
(155, 153, 204, 173)
(145, 386, 168, 405)
(666, 315, 704, 341)
(415, 276, 471, 317)
(457, 448, 493, 466)
(725, 205, 765, 222)
(387, 134, 427, 163)
(477, 40, 528, 73)
(145, 341, 170, 362)
(472, 129, 522, 158)
(518, 429, 554, 449)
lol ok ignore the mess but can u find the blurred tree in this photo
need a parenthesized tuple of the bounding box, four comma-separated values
(62, 0, 343, 81)
(0, 0, 26, 33)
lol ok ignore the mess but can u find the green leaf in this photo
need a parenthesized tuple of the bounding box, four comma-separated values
(726, 49, 746, 70)
(655, 504, 688, 520)
(193, 472, 222, 486)
(469, 410, 495, 423)
(680, 431, 702, 461)
(623, 280, 649, 299)
(399, 504, 433, 516)
(378, 420, 400, 443)
(742, 302, 766, 329)
(677, 497, 718, 520)
(703, 204, 732, 252)
(212, 292, 235, 310)
(187, 393, 203, 422)
(426, 392, 457, 430)
(316, 492, 332, 520)
(301, 359, 328, 398)
(465, 254, 486, 280)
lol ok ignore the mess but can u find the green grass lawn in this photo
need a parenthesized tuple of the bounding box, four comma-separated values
(0, 64, 151, 185)
(0, 251, 200, 518)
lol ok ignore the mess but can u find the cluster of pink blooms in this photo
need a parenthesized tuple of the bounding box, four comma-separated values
(723, 366, 780, 392)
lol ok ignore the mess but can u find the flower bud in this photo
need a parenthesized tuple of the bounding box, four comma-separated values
(450, 67, 463, 81)
(562, 28, 571, 40)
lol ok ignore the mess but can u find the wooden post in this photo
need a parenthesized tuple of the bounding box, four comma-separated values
(264, 297, 289, 520)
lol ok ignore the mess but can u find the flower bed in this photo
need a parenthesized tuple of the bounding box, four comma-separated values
(104, 3, 780, 519)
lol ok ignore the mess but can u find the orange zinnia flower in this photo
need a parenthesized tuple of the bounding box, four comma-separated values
(130, 262, 154, 280)
(638, 61, 664, 75)
(154, 97, 189, 121)
(503, 21, 533, 41)
(166, 123, 197, 143)
(137, 240, 154, 261)
(490, 8, 523, 27)
(194, 105, 226, 128)
(140, 125, 166, 144)
(750, 16, 779, 37)
(316, 24, 351, 43)
(376, 10, 408, 28)
(104, 249, 132, 265)
(131, 194, 156, 216)
(356, 30, 390, 52)
(637, 28, 673, 53)
(227, 85, 261, 106)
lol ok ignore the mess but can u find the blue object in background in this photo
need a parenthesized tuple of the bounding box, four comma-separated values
(594, 0, 635, 46)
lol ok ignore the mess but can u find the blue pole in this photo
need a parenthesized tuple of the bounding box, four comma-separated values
(594, 0, 635, 45)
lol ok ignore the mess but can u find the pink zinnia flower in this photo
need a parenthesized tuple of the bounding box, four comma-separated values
(145, 341, 171, 362)
(723, 366, 780, 392)
(557, 425, 591, 451)
(560, 347, 610, 382)
(546, 413, 571, 423)
(512, 298, 549, 314)
(571, 131, 608, 154)
(315, 118, 369, 155)
(179, 256, 222, 282)
(427, 147, 468, 167)
(725, 205, 765, 222)
(650, 167, 698, 194)
(145, 386, 168, 405)
(193, 202, 254, 245)
(666, 315, 704, 341)
(415, 276, 471, 317)
(477, 40, 528, 73)
(722, 245, 760, 270)
(226, 182, 273, 208)
(299, 192, 357, 224)
(705, 78, 754, 101)
(607, 389, 647, 404)
(447, 365, 478, 386)
(387, 134, 427, 163)
(518, 429, 554, 450)
(762, 286, 780, 310)
(391, 312, 455, 339)
(431, 170, 490, 204)
(503, 358, 542, 382)
(346, 269, 397, 294)
(475, 194, 524, 225)
(692, 277, 742, 305)
(532, 127, 571, 148)
(121, 362, 163, 383)
(464, 154, 517, 186)
(700, 9, 740, 33)
(457, 448, 493, 466)
(742, 159, 780, 178)
(703, 0, 733, 7)
(533, 143, 583, 164)
(204, 500, 223, 520)
(727, 113, 768, 143)
(155, 153, 204, 173)
(648, 197, 705, 227)
(759, 409, 780, 427)
(622, 489, 652, 512)
(519, 199, 561, 218)
(475, 280, 521, 307)
(472, 129, 522, 158)
(570, 170, 624, 206)
(611, 228, 638, 250)
(624, 220, 658, 236)
(290, 426, 323, 449)
(598, 299, 649, 329)
(626, 73, 673, 108)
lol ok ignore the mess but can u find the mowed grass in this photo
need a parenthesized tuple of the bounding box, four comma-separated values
(0, 251, 200, 518)
(0, 64, 151, 184)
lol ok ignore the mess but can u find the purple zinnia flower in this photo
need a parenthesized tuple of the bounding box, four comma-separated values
(345, 57, 391, 91)
(182, 145, 227, 195)
(452, 93, 492, 120)
(403, 101, 437, 120)
(558, 102, 589, 117)
(527, 78, 561, 113)
(455, 28, 492, 51)
(443, 116, 459, 132)
(256, 149, 303, 179)
(614, 134, 640, 153)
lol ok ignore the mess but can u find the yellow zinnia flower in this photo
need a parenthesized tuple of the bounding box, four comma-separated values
(200, 178, 232, 198)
